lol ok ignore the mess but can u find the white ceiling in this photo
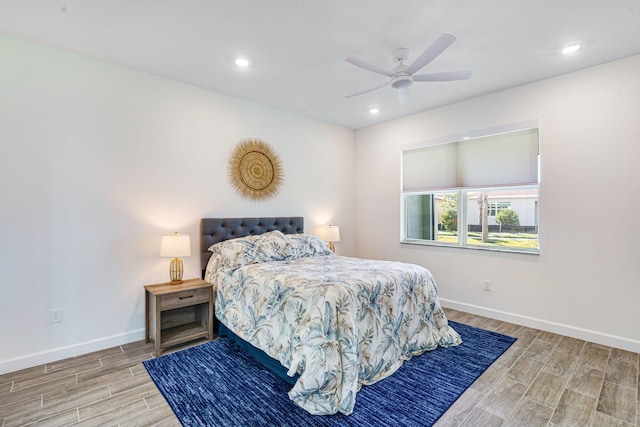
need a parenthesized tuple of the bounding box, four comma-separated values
(2, 1, 640, 129)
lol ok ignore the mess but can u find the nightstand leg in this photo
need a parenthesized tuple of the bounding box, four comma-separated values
(145, 290, 150, 343)
(155, 301, 161, 356)
(207, 303, 213, 339)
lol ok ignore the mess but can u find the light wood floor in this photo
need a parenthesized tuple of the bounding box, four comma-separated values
(1, 309, 638, 426)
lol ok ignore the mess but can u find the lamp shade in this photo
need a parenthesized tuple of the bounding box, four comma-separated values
(318, 225, 340, 242)
(160, 233, 191, 258)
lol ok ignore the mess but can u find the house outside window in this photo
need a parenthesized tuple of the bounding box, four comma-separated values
(487, 201, 511, 217)
(401, 123, 540, 253)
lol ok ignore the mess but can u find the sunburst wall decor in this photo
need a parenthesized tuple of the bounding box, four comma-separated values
(228, 138, 284, 201)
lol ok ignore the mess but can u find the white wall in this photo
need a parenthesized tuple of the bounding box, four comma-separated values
(355, 54, 640, 352)
(0, 34, 355, 373)
(2, 32, 638, 375)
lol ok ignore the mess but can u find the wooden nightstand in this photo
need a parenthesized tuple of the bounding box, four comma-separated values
(144, 278, 214, 356)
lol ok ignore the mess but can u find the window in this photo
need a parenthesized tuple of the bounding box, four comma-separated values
(405, 191, 459, 244)
(401, 125, 540, 253)
(487, 202, 511, 217)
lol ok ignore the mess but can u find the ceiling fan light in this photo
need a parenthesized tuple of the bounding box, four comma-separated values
(391, 75, 413, 89)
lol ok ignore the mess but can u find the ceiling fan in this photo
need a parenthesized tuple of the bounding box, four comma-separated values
(345, 33, 473, 105)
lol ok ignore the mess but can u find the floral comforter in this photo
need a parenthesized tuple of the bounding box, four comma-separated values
(205, 231, 461, 415)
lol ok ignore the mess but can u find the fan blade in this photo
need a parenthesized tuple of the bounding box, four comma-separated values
(345, 57, 395, 77)
(397, 87, 411, 105)
(345, 81, 391, 98)
(405, 33, 457, 75)
(413, 70, 473, 82)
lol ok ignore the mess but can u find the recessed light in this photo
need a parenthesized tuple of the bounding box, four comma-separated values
(562, 44, 581, 54)
(235, 58, 250, 67)
(369, 108, 380, 114)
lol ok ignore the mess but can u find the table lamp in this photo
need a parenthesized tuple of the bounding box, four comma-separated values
(318, 225, 340, 252)
(160, 232, 191, 284)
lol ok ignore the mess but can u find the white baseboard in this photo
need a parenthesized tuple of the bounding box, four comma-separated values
(440, 299, 640, 353)
(3, 302, 638, 374)
(0, 329, 146, 375)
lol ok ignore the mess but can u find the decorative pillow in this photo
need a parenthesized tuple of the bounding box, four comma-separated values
(287, 233, 333, 258)
(208, 233, 264, 270)
(253, 230, 295, 262)
(207, 230, 294, 271)
(204, 253, 222, 283)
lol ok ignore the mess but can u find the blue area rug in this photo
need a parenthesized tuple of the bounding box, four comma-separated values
(144, 321, 516, 426)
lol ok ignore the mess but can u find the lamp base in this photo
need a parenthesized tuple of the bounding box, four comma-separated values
(328, 242, 335, 253)
(169, 257, 184, 285)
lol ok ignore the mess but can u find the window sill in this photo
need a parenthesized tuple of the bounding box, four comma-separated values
(400, 239, 540, 255)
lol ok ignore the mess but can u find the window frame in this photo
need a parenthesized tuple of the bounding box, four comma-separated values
(400, 121, 540, 255)
(402, 186, 539, 254)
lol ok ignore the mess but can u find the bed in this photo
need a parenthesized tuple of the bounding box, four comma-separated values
(200, 217, 461, 416)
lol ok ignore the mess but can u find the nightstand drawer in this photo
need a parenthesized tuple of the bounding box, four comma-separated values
(160, 287, 210, 310)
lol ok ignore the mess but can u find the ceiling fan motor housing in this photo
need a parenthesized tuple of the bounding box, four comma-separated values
(392, 48, 410, 64)
(392, 75, 413, 89)
(391, 48, 413, 89)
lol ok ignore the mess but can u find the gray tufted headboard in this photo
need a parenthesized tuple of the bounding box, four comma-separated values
(200, 217, 304, 278)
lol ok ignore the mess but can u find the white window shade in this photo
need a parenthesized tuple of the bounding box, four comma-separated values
(402, 142, 458, 191)
(402, 128, 539, 192)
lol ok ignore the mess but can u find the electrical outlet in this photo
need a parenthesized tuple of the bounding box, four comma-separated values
(50, 308, 62, 323)
(483, 280, 491, 291)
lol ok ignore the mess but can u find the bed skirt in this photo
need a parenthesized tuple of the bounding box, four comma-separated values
(217, 321, 300, 385)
